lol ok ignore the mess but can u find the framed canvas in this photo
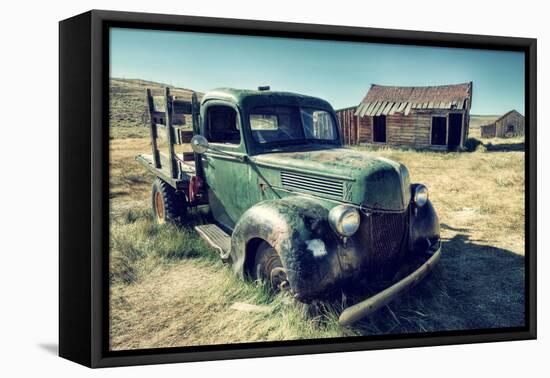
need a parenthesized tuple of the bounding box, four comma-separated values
(59, 9, 536, 368)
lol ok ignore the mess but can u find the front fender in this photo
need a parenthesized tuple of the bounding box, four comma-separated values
(230, 196, 362, 301)
(410, 198, 440, 252)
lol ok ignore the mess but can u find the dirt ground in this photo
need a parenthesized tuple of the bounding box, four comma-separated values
(109, 135, 526, 350)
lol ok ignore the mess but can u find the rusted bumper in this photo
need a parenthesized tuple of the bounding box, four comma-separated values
(339, 244, 442, 326)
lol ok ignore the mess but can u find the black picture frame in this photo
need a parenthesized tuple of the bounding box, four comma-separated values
(59, 9, 537, 368)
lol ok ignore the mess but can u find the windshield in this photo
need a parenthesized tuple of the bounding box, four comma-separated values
(249, 106, 338, 145)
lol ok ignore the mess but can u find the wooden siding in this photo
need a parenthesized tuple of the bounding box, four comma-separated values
(481, 124, 496, 138)
(340, 103, 471, 149)
(358, 109, 468, 149)
(495, 111, 525, 137)
(336, 107, 359, 145)
(479, 110, 524, 139)
(359, 115, 372, 143)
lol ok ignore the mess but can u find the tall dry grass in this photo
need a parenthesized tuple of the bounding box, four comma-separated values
(109, 133, 525, 350)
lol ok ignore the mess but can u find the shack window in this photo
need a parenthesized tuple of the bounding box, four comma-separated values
(373, 115, 386, 143)
(207, 106, 240, 145)
(431, 116, 447, 145)
(507, 124, 516, 133)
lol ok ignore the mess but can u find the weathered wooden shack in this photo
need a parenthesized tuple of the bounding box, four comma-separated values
(336, 82, 473, 150)
(480, 110, 524, 138)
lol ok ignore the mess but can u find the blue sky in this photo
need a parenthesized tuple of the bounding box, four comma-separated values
(110, 28, 525, 115)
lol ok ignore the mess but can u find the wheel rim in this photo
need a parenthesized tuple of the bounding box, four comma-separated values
(270, 267, 290, 292)
(155, 191, 165, 224)
(263, 254, 289, 292)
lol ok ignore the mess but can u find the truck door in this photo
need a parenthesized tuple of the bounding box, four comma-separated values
(201, 103, 253, 230)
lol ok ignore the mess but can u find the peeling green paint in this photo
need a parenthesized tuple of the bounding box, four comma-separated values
(195, 88, 438, 300)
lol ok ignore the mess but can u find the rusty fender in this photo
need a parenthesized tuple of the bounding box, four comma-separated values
(339, 244, 441, 326)
(230, 196, 363, 301)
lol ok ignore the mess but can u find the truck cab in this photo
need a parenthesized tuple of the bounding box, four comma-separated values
(197, 88, 342, 230)
(137, 86, 441, 325)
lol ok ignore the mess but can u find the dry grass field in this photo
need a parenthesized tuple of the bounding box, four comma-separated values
(108, 79, 525, 351)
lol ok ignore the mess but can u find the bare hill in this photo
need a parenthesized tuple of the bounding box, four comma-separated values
(469, 114, 500, 128)
(110, 78, 203, 138)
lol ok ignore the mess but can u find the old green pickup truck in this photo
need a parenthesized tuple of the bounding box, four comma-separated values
(137, 86, 441, 325)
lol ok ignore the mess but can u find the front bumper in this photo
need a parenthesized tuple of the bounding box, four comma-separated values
(338, 242, 441, 326)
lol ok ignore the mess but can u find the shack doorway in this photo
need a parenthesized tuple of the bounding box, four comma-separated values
(448, 113, 463, 150)
(431, 116, 447, 146)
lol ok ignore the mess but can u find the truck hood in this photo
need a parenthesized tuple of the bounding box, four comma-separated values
(253, 147, 411, 211)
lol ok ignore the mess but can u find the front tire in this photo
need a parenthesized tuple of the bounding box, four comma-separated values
(151, 178, 187, 225)
(253, 242, 289, 292)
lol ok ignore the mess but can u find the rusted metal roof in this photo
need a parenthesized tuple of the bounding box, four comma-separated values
(480, 110, 524, 128)
(355, 82, 472, 116)
(494, 109, 523, 123)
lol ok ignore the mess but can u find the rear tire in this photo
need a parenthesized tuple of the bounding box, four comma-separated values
(253, 242, 289, 292)
(151, 178, 187, 225)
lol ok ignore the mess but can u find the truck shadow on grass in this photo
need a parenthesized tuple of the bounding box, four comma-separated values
(348, 226, 525, 335)
(484, 142, 524, 152)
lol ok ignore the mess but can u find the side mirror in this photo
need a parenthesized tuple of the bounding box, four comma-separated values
(191, 135, 209, 154)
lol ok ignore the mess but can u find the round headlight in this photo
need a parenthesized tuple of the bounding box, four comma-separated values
(413, 184, 429, 207)
(328, 205, 361, 237)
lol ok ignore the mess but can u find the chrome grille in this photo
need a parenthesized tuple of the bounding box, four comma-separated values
(367, 210, 409, 275)
(280, 171, 344, 199)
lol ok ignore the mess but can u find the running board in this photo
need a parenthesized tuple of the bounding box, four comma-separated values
(195, 224, 231, 259)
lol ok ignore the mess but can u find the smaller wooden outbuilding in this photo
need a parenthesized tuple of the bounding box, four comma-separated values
(480, 110, 525, 138)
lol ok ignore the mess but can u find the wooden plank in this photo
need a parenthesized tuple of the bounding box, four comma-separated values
(191, 92, 203, 176)
(182, 152, 195, 161)
(380, 102, 393, 115)
(175, 128, 193, 144)
(368, 101, 380, 116)
(173, 99, 193, 114)
(359, 103, 368, 117)
(365, 101, 377, 116)
(146, 88, 161, 169)
(397, 102, 408, 113)
(375, 101, 387, 116)
(373, 101, 384, 116)
(363, 101, 377, 116)
(385, 102, 395, 115)
(404, 102, 412, 116)
(151, 110, 166, 124)
(389, 102, 400, 115)
(354, 103, 364, 116)
(164, 87, 178, 179)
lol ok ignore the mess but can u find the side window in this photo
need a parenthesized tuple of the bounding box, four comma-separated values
(431, 116, 447, 145)
(207, 106, 240, 145)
